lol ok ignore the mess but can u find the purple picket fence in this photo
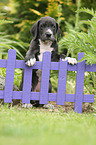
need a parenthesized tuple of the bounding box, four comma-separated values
(0, 49, 95, 113)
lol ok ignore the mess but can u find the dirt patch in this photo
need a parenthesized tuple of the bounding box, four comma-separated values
(46, 102, 95, 113)
(0, 99, 95, 113)
(14, 102, 95, 113)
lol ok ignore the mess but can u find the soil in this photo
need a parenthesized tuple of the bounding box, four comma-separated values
(11, 101, 95, 113)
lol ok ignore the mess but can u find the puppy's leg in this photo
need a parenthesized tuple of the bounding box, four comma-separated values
(19, 70, 33, 108)
(25, 40, 39, 66)
(43, 80, 54, 110)
(31, 71, 52, 108)
(20, 70, 39, 108)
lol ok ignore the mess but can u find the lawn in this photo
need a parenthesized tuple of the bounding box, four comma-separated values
(0, 105, 96, 145)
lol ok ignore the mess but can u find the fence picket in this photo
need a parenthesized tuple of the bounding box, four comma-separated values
(4, 49, 16, 103)
(0, 49, 95, 113)
(39, 52, 51, 104)
(22, 65, 32, 104)
(57, 59, 67, 105)
(75, 53, 85, 113)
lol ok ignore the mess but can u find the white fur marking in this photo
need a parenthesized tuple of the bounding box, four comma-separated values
(22, 103, 33, 108)
(46, 29, 53, 34)
(26, 58, 36, 66)
(62, 57, 77, 65)
(38, 39, 53, 61)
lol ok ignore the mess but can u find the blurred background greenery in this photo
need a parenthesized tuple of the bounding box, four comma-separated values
(0, 0, 96, 96)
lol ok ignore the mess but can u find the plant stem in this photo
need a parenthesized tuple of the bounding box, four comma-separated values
(75, 0, 81, 30)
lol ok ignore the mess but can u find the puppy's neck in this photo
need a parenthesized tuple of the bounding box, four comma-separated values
(38, 39, 53, 61)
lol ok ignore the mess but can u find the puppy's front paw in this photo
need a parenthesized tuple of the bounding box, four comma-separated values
(62, 57, 77, 65)
(25, 58, 36, 67)
(22, 103, 33, 108)
(43, 104, 54, 109)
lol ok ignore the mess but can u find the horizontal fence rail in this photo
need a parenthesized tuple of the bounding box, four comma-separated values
(0, 49, 95, 113)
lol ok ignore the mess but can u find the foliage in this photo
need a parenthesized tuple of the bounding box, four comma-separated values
(50, 70, 76, 94)
(59, 8, 96, 95)
(1, 0, 95, 42)
(0, 1, 96, 94)
(59, 8, 96, 64)
(0, 13, 27, 59)
(0, 0, 96, 59)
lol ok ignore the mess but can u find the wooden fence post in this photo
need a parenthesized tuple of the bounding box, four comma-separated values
(22, 65, 32, 104)
(39, 52, 51, 104)
(75, 52, 85, 113)
(57, 59, 67, 105)
(4, 49, 16, 103)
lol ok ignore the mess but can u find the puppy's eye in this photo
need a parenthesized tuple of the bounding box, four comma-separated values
(51, 24, 55, 29)
(40, 25, 43, 30)
(40, 24, 46, 30)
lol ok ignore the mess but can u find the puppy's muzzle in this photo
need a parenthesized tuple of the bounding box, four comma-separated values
(45, 29, 53, 39)
(46, 32, 52, 38)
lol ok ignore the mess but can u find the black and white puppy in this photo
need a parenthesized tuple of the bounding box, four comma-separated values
(25, 16, 77, 66)
(22, 16, 77, 108)
(25, 16, 60, 66)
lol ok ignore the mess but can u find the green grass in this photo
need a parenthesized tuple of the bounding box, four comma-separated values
(0, 106, 96, 145)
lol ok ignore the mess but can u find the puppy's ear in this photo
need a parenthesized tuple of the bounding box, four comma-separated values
(30, 21, 40, 40)
(56, 23, 60, 42)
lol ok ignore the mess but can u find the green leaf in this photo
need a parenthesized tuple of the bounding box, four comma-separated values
(77, 8, 95, 17)
(0, 20, 13, 25)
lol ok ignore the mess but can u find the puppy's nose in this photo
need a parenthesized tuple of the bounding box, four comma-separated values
(46, 32, 51, 37)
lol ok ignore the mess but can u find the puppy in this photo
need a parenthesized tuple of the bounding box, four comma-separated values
(25, 16, 77, 66)
(25, 16, 61, 66)
(21, 16, 77, 108)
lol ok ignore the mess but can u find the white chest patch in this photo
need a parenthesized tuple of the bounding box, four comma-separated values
(38, 39, 53, 61)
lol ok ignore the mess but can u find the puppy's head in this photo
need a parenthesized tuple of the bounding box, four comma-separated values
(30, 16, 60, 42)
